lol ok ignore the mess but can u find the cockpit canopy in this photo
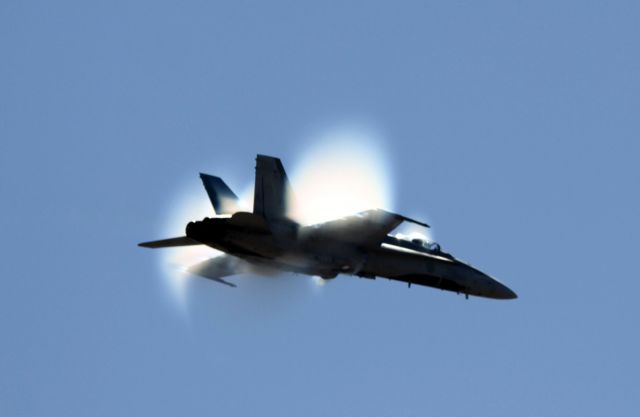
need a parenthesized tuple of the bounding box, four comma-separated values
(410, 237, 441, 253)
(383, 232, 453, 259)
(392, 233, 442, 253)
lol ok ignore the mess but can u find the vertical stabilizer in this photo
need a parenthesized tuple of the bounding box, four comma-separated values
(199, 173, 241, 214)
(253, 155, 292, 220)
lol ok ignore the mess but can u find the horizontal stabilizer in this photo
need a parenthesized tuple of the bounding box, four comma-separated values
(138, 236, 200, 248)
(200, 173, 241, 214)
(187, 255, 249, 287)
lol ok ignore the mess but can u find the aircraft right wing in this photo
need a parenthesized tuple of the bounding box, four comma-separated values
(303, 209, 429, 249)
(187, 255, 250, 287)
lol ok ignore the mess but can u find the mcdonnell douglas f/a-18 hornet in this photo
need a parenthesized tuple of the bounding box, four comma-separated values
(139, 155, 517, 300)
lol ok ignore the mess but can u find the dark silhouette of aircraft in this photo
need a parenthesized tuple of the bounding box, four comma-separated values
(139, 155, 516, 299)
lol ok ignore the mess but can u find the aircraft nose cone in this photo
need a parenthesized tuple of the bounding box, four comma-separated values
(466, 265, 518, 300)
(494, 281, 518, 300)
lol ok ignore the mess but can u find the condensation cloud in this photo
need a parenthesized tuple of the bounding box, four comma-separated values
(288, 125, 394, 225)
(158, 123, 395, 307)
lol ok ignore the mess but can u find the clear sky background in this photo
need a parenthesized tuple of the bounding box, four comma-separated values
(2, 1, 639, 416)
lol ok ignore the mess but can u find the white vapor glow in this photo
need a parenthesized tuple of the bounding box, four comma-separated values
(159, 187, 218, 310)
(288, 126, 393, 225)
(158, 123, 395, 306)
(311, 276, 328, 289)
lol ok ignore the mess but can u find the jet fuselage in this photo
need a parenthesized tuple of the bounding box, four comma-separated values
(185, 212, 516, 299)
(140, 154, 517, 300)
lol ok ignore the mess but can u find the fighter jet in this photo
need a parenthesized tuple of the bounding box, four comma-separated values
(139, 155, 517, 299)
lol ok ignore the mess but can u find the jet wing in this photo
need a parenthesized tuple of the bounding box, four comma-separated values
(187, 255, 250, 287)
(138, 236, 201, 248)
(304, 209, 429, 248)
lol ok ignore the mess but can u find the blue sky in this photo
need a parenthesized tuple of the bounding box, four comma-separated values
(1, 1, 639, 416)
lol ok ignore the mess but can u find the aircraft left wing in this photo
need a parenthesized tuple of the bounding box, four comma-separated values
(187, 255, 250, 287)
(138, 236, 201, 248)
(303, 209, 429, 249)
